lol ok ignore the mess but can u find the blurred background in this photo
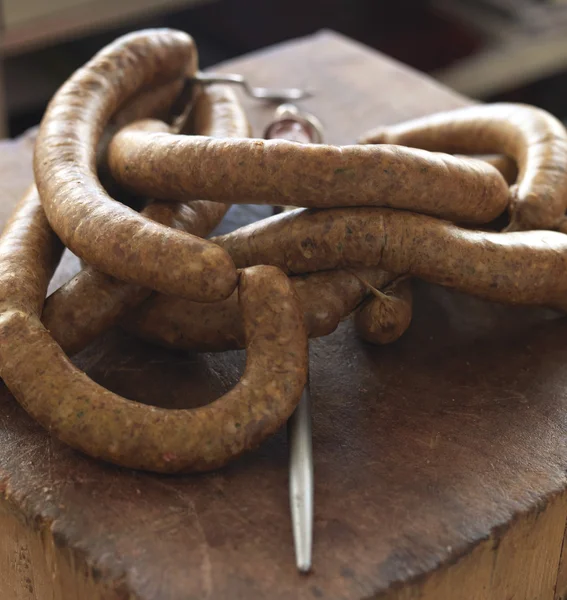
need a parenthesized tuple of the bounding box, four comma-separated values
(2, 0, 567, 138)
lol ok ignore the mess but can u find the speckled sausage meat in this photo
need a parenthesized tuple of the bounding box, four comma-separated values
(43, 84, 248, 355)
(33, 29, 237, 301)
(123, 268, 394, 351)
(0, 189, 308, 472)
(354, 278, 413, 345)
(107, 123, 509, 224)
(360, 104, 567, 231)
(213, 207, 567, 312)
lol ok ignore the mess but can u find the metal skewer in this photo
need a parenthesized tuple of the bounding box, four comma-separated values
(175, 91, 319, 571)
(263, 104, 323, 573)
(190, 72, 313, 103)
(288, 379, 314, 572)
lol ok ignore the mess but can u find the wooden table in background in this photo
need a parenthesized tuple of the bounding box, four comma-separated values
(1, 30, 567, 600)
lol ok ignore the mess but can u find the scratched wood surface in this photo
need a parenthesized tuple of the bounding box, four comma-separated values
(2, 30, 567, 600)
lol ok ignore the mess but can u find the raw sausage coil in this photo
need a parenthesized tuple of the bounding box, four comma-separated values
(360, 104, 567, 231)
(43, 84, 249, 355)
(0, 188, 308, 472)
(107, 120, 510, 224)
(212, 207, 567, 312)
(123, 268, 395, 351)
(34, 29, 237, 302)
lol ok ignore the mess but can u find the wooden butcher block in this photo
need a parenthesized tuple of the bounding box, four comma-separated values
(2, 30, 567, 600)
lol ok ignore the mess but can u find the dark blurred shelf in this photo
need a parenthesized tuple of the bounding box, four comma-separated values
(433, 0, 567, 98)
(185, 0, 482, 73)
(2, 0, 212, 56)
(5, 10, 235, 137)
(6, 0, 567, 137)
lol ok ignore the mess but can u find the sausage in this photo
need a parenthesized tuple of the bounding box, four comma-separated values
(115, 106, 409, 352)
(359, 104, 567, 231)
(44, 80, 199, 353)
(107, 123, 509, 225)
(43, 84, 248, 355)
(0, 186, 63, 316)
(0, 187, 308, 472)
(111, 78, 186, 129)
(212, 207, 567, 312)
(354, 278, 413, 345)
(123, 268, 394, 351)
(467, 154, 518, 186)
(96, 77, 186, 185)
(33, 29, 237, 302)
(169, 83, 251, 236)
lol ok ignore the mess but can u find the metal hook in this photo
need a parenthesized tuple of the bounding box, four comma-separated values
(189, 72, 314, 103)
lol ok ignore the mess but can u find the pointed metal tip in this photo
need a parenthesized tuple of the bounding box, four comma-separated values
(296, 559, 312, 574)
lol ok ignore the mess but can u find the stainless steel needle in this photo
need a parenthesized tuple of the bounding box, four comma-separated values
(288, 379, 314, 573)
(263, 104, 320, 573)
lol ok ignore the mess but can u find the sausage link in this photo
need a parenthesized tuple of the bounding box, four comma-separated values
(354, 278, 413, 345)
(2, 268, 307, 472)
(96, 77, 186, 177)
(0, 187, 308, 471)
(34, 29, 237, 301)
(111, 78, 186, 129)
(0, 187, 63, 316)
(124, 268, 393, 351)
(467, 154, 518, 186)
(107, 125, 509, 225)
(212, 207, 567, 312)
(43, 85, 248, 355)
(359, 104, 567, 231)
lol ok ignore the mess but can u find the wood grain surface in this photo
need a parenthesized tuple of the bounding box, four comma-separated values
(1, 30, 567, 600)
